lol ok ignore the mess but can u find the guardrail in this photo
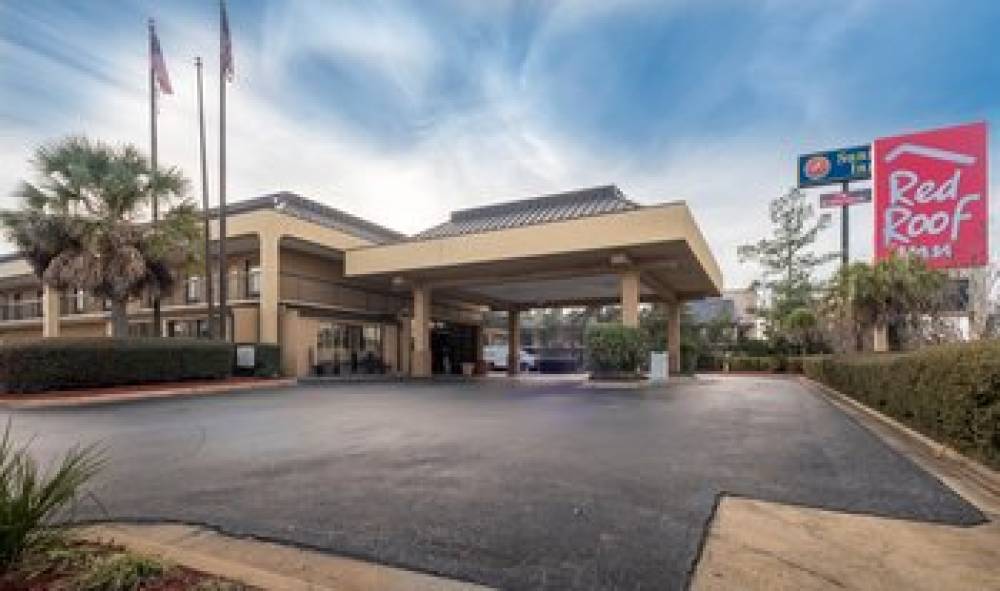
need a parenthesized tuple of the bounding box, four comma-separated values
(0, 299, 42, 321)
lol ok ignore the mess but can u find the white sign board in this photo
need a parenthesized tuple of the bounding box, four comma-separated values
(236, 345, 256, 369)
(649, 351, 668, 384)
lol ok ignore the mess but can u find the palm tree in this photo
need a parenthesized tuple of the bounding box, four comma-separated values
(823, 254, 946, 351)
(0, 136, 201, 337)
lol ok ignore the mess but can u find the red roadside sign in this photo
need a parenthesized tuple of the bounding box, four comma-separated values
(873, 121, 989, 268)
(819, 189, 871, 209)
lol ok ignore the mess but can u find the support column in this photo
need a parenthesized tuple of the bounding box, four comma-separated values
(507, 308, 521, 376)
(258, 231, 280, 344)
(399, 314, 412, 376)
(42, 285, 60, 338)
(620, 269, 641, 328)
(668, 301, 682, 374)
(411, 285, 431, 377)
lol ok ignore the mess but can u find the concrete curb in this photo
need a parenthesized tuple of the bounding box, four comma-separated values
(799, 376, 1000, 516)
(76, 525, 328, 590)
(0, 378, 297, 410)
(75, 523, 489, 591)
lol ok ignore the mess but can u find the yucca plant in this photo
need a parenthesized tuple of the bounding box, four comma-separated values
(0, 422, 104, 569)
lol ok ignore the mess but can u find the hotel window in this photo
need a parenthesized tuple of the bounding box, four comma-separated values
(186, 276, 202, 303)
(362, 325, 382, 353)
(247, 265, 261, 297)
(72, 288, 85, 313)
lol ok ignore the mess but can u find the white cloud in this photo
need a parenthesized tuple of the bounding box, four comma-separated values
(1, 1, 996, 295)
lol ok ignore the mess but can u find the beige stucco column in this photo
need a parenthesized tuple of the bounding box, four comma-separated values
(873, 324, 889, 353)
(398, 314, 412, 376)
(668, 301, 682, 374)
(507, 308, 521, 376)
(620, 269, 641, 328)
(411, 284, 431, 377)
(41, 285, 60, 338)
(258, 231, 281, 344)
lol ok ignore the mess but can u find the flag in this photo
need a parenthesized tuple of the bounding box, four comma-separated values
(221, 1, 234, 82)
(149, 22, 173, 95)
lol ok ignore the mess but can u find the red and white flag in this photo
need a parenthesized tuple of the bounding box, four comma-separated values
(149, 22, 173, 94)
(221, 1, 234, 82)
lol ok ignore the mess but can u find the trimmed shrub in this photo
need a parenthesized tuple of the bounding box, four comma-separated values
(585, 324, 646, 379)
(234, 343, 281, 377)
(727, 356, 780, 372)
(803, 341, 1000, 470)
(0, 338, 234, 394)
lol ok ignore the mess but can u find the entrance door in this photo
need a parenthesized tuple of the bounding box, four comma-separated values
(431, 323, 478, 375)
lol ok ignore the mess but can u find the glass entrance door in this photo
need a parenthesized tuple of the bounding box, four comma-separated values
(315, 321, 384, 375)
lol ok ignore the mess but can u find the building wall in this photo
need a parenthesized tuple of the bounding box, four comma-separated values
(0, 206, 488, 379)
(0, 325, 41, 343)
(231, 306, 259, 342)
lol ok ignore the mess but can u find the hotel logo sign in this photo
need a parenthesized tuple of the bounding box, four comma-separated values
(797, 145, 871, 188)
(873, 122, 989, 268)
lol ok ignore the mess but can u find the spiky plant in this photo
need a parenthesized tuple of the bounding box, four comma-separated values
(0, 422, 105, 569)
(0, 136, 201, 336)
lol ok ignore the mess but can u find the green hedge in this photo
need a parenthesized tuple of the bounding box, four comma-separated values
(585, 323, 646, 378)
(803, 341, 1000, 470)
(0, 338, 234, 394)
(727, 356, 781, 372)
(234, 343, 281, 377)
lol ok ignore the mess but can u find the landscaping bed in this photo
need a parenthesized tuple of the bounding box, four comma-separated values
(1, 538, 250, 590)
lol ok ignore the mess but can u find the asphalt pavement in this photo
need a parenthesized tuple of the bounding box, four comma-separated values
(4, 376, 984, 590)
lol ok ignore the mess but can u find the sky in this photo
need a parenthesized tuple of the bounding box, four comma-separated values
(1, 0, 998, 289)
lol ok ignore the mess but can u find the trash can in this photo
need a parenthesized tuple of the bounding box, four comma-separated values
(649, 351, 668, 384)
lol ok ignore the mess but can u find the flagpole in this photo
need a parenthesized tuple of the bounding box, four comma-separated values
(217, 1, 229, 340)
(196, 56, 215, 339)
(148, 18, 163, 337)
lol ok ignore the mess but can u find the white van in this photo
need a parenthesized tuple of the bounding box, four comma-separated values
(483, 345, 537, 371)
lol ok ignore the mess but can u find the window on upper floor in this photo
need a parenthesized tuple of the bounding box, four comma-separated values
(186, 276, 201, 303)
(248, 265, 261, 297)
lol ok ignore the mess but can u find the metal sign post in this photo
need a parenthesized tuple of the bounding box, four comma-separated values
(798, 144, 872, 267)
(840, 180, 849, 266)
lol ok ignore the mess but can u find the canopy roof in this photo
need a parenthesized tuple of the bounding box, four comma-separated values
(346, 186, 722, 308)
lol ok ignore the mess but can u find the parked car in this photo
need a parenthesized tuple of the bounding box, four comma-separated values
(483, 345, 537, 371)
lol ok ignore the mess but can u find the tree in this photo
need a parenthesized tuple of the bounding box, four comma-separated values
(783, 306, 818, 354)
(1, 137, 201, 337)
(967, 263, 1000, 340)
(822, 254, 946, 351)
(737, 188, 838, 339)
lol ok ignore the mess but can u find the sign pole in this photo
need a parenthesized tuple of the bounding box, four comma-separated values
(840, 180, 849, 266)
(195, 57, 214, 339)
(148, 19, 163, 337)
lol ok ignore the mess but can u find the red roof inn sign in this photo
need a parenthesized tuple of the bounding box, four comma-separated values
(874, 122, 989, 269)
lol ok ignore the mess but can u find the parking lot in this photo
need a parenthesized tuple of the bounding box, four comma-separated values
(5, 376, 983, 590)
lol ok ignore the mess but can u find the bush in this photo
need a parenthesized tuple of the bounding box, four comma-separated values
(727, 356, 780, 372)
(585, 324, 646, 378)
(0, 422, 104, 567)
(233, 343, 281, 377)
(803, 341, 1000, 470)
(0, 338, 234, 393)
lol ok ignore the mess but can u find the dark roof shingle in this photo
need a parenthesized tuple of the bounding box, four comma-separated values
(414, 185, 638, 240)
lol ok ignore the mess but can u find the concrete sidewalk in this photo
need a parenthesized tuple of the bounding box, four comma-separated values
(0, 377, 296, 409)
(691, 377, 1000, 590)
(692, 496, 1000, 591)
(78, 523, 488, 591)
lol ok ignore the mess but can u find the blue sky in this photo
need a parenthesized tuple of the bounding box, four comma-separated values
(1, 0, 998, 288)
